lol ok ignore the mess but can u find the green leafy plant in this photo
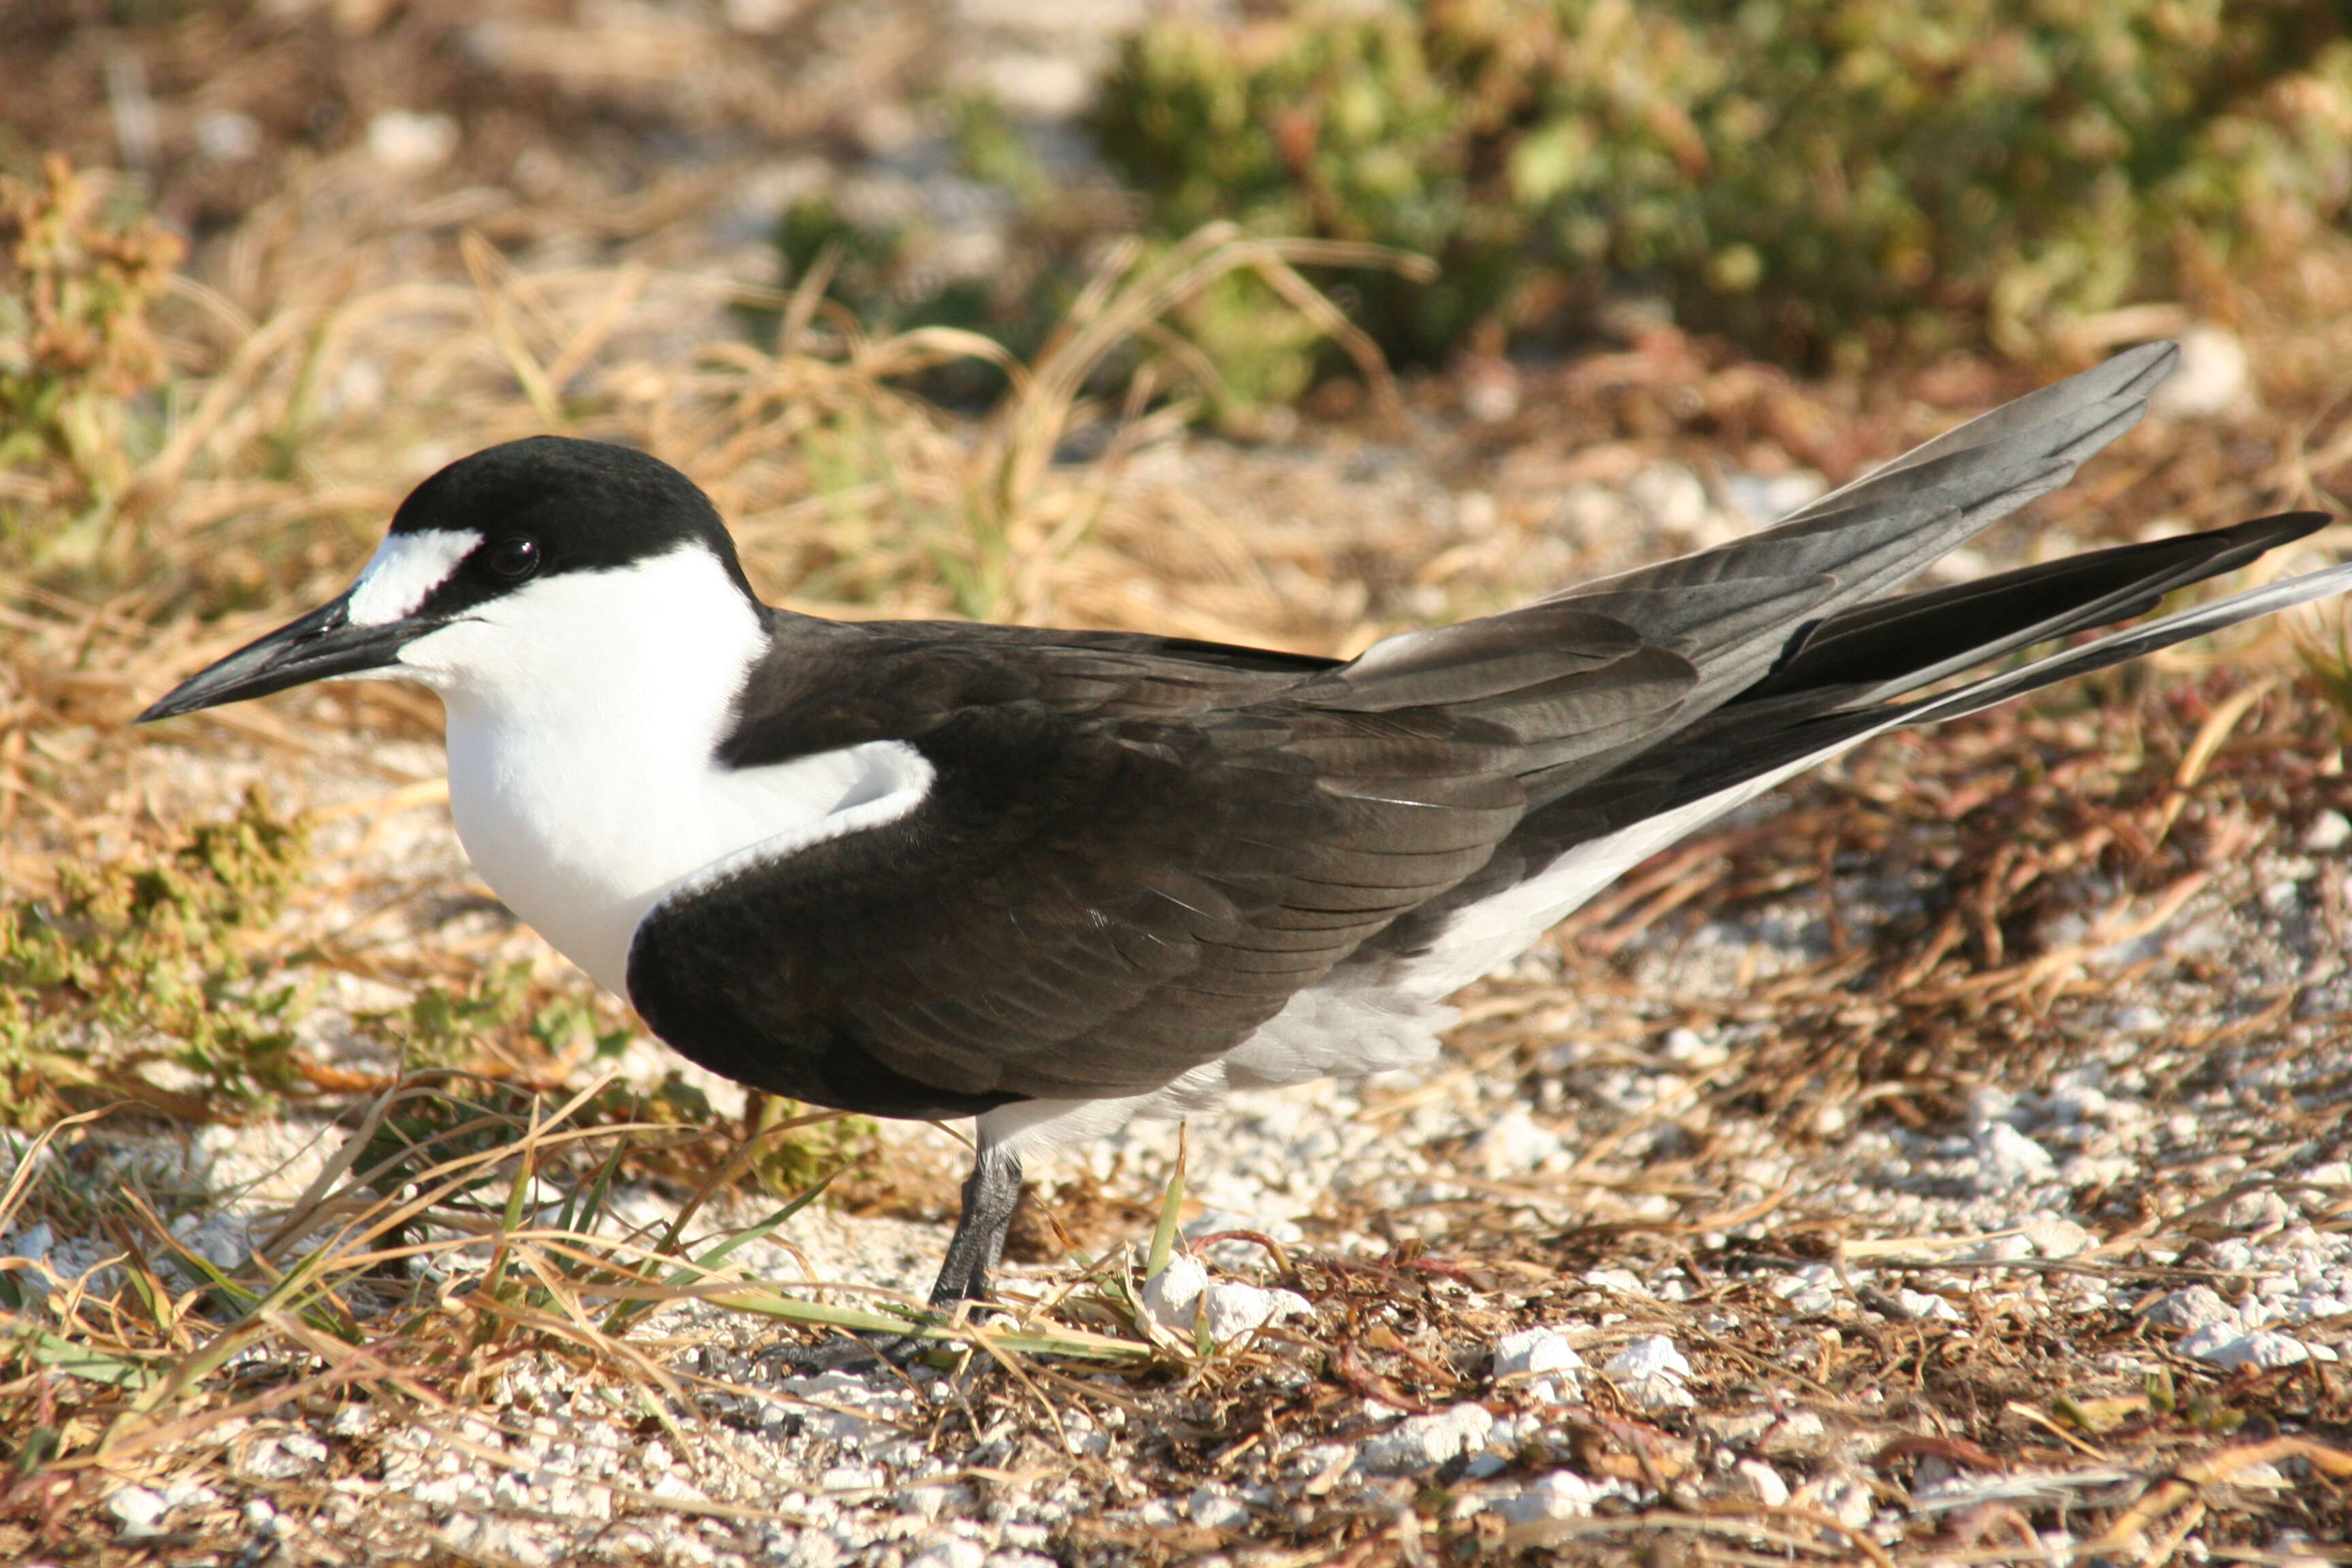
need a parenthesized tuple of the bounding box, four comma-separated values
(1091, 0, 2352, 368)
(741, 1090, 879, 1201)
(0, 154, 183, 557)
(0, 789, 309, 1122)
(771, 96, 1114, 408)
(370, 966, 879, 1204)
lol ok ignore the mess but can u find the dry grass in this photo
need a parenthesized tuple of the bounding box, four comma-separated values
(0, 1074, 1222, 1565)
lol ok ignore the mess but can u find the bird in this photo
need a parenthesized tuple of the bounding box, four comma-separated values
(142, 341, 2352, 1360)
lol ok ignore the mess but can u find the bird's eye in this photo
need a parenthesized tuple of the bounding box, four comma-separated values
(483, 537, 540, 581)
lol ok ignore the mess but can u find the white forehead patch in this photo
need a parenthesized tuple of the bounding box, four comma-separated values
(345, 529, 481, 626)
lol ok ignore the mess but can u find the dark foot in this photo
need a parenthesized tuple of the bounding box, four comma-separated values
(758, 1145, 1026, 1377)
(758, 1329, 936, 1375)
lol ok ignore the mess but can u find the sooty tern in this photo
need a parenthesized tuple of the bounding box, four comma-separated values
(143, 342, 2352, 1354)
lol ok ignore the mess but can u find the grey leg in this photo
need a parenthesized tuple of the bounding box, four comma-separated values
(928, 1144, 1023, 1307)
(768, 1143, 1023, 1373)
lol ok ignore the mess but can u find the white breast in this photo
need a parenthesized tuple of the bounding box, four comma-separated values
(393, 547, 932, 994)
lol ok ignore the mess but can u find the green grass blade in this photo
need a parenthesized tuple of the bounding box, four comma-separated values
(1145, 1124, 1187, 1281)
(600, 1171, 837, 1337)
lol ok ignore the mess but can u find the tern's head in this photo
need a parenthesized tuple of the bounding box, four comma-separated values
(140, 438, 761, 723)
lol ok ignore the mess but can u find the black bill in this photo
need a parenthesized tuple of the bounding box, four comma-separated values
(136, 595, 431, 723)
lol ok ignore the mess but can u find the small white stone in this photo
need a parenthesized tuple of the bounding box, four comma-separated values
(893, 1484, 973, 1521)
(1188, 1485, 1251, 1531)
(2176, 1326, 2328, 1369)
(975, 51, 1094, 122)
(905, 1539, 985, 1568)
(1972, 1124, 2057, 1193)
(1604, 1335, 1692, 1383)
(195, 110, 263, 162)
(1604, 1335, 1696, 1409)
(1780, 1284, 1838, 1318)
(366, 110, 458, 172)
(1775, 1409, 1828, 1442)
(1495, 1326, 1585, 1405)
(2149, 323, 2251, 419)
(1626, 1373, 1697, 1411)
(244, 1428, 330, 1480)
(1967, 1085, 2022, 1130)
(1492, 1469, 1598, 1524)
(1496, 1327, 1584, 1379)
(2142, 1286, 2236, 1332)
(2304, 812, 2352, 852)
(1580, 1267, 1653, 1297)
(2050, 1080, 2112, 1123)
(2219, 1190, 2292, 1235)
(1356, 1403, 1495, 1475)
(723, 0, 800, 31)
(1141, 1254, 1207, 1333)
(1720, 470, 1828, 527)
(466, 1518, 552, 1568)
(1202, 1281, 1311, 1341)
(1893, 1289, 1965, 1324)
(1555, 484, 1639, 549)
(1732, 1458, 1791, 1507)
(2021, 1218, 2095, 1259)
(1145, 1254, 1311, 1342)
(1627, 462, 1709, 530)
(161, 1479, 218, 1516)
(1473, 1110, 1565, 1176)
(1795, 1471, 1875, 1531)
(788, 1533, 846, 1568)
(1661, 1027, 1729, 1067)
(108, 1485, 168, 1537)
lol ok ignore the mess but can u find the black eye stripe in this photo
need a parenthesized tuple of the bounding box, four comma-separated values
(387, 438, 754, 602)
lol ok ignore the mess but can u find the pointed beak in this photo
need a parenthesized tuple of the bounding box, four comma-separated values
(136, 594, 432, 723)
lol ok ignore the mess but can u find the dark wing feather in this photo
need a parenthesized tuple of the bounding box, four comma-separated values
(629, 621, 1685, 1113)
(633, 344, 2208, 1114)
(1356, 511, 2334, 966)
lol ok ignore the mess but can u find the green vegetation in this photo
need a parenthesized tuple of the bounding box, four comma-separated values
(0, 787, 889, 1198)
(1092, 0, 2352, 373)
(773, 139, 1078, 406)
(790, 0, 2352, 394)
(0, 154, 182, 561)
(388, 961, 635, 1071)
(2296, 613, 2352, 733)
(0, 790, 309, 1123)
(742, 1089, 881, 1201)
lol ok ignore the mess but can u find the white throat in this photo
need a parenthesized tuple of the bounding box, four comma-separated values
(389, 546, 926, 994)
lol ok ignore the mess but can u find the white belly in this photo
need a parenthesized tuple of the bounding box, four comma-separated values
(445, 721, 932, 994)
